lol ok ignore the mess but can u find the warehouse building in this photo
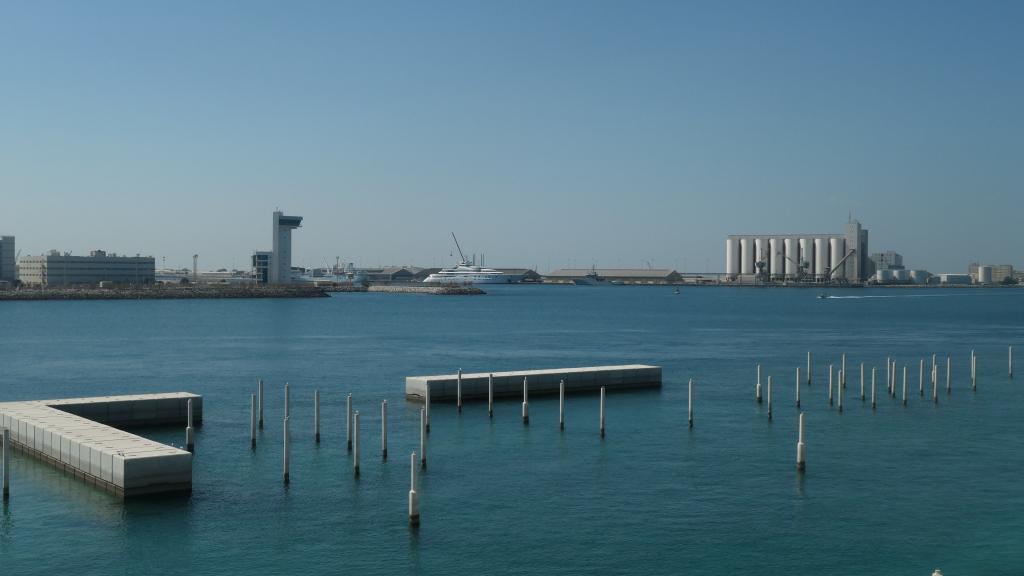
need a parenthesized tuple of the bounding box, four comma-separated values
(724, 220, 869, 283)
(543, 268, 682, 284)
(18, 250, 155, 286)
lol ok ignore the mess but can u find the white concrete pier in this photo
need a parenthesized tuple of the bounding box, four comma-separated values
(0, 393, 198, 498)
(405, 365, 661, 402)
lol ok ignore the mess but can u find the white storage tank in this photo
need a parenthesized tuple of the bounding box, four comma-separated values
(755, 238, 767, 270)
(740, 238, 754, 275)
(814, 238, 828, 278)
(877, 269, 895, 283)
(829, 237, 846, 279)
(799, 238, 813, 276)
(725, 238, 740, 276)
(893, 269, 911, 282)
(978, 266, 993, 284)
(909, 270, 930, 284)
(769, 238, 782, 277)
(784, 238, 796, 276)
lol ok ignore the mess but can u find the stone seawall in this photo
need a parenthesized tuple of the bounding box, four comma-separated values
(0, 285, 329, 300)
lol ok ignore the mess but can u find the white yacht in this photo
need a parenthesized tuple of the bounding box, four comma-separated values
(423, 234, 519, 285)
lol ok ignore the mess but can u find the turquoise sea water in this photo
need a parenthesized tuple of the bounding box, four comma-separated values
(1, 286, 1022, 575)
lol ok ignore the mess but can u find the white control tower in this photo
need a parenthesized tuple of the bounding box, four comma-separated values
(270, 211, 303, 283)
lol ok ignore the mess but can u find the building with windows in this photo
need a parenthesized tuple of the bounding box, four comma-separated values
(724, 220, 869, 283)
(252, 251, 272, 284)
(870, 251, 904, 271)
(18, 250, 155, 286)
(0, 236, 14, 283)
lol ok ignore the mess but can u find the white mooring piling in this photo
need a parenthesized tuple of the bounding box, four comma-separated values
(971, 350, 977, 390)
(559, 379, 565, 431)
(285, 383, 290, 419)
(353, 411, 360, 478)
(871, 367, 877, 409)
(346, 393, 353, 451)
(186, 398, 195, 453)
(258, 379, 264, 429)
(767, 376, 773, 420)
(828, 365, 833, 406)
(920, 359, 925, 396)
(314, 389, 321, 444)
(756, 364, 763, 403)
(886, 358, 891, 393)
(837, 370, 843, 413)
(807, 351, 812, 385)
(1010, 346, 1014, 378)
(522, 377, 530, 425)
(796, 412, 806, 472)
(250, 394, 257, 449)
(420, 408, 427, 469)
(3, 428, 10, 500)
(283, 416, 290, 485)
(946, 356, 951, 394)
(599, 386, 606, 438)
(860, 363, 866, 401)
(933, 365, 939, 403)
(409, 452, 420, 527)
(425, 384, 431, 433)
(488, 374, 494, 418)
(457, 368, 463, 414)
(841, 353, 847, 388)
(891, 361, 897, 398)
(902, 366, 908, 406)
(688, 378, 694, 429)
(796, 367, 801, 408)
(932, 353, 937, 377)
(381, 400, 388, 460)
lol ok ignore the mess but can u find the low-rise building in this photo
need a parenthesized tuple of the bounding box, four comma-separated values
(18, 250, 155, 286)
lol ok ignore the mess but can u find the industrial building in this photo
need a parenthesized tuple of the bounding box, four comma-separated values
(724, 220, 869, 283)
(0, 235, 14, 283)
(18, 250, 155, 286)
(870, 251, 904, 271)
(253, 211, 303, 284)
(969, 263, 1014, 284)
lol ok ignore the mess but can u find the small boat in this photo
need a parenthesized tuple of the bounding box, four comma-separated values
(673, 287, 680, 294)
(817, 292, 828, 299)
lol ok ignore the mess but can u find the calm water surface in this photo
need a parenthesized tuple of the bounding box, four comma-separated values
(1, 286, 1022, 575)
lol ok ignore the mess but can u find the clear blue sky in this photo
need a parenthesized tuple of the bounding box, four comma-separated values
(2, 1, 1021, 273)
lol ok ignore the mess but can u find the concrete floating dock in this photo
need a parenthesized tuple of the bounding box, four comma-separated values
(405, 365, 661, 401)
(0, 393, 199, 498)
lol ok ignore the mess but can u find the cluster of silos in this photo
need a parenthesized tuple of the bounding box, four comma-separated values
(725, 236, 847, 281)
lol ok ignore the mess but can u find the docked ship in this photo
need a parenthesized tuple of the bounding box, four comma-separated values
(572, 266, 616, 286)
(423, 234, 520, 285)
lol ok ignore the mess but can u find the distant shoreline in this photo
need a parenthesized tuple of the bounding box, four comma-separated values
(0, 285, 329, 301)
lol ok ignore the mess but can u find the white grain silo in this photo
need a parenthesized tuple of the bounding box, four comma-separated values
(829, 237, 846, 280)
(784, 238, 796, 277)
(799, 238, 813, 276)
(754, 238, 767, 271)
(725, 238, 740, 276)
(769, 238, 782, 278)
(740, 238, 754, 274)
(814, 238, 828, 279)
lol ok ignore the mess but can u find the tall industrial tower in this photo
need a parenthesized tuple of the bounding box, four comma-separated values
(270, 211, 303, 284)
